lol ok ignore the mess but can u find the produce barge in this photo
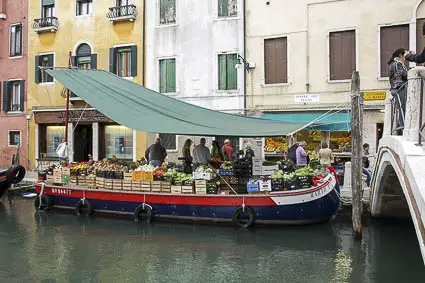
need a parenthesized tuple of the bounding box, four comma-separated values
(34, 173, 340, 227)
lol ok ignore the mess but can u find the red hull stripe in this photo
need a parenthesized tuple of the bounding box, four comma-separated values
(35, 179, 330, 207)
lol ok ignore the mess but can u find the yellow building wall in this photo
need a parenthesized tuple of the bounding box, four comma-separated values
(27, 1, 146, 168)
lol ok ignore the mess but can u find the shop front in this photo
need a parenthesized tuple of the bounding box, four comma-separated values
(33, 109, 142, 167)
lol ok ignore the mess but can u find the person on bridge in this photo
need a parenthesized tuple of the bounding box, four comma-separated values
(406, 22, 425, 64)
(362, 143, 372, 187)
(388, 48, 408, 135)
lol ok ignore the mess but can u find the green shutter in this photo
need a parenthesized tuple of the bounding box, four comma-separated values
(218, 0, 228, 17)
(159, 60, 167, 93)
(218, 55, 227, 90)
(226, 54, 237, 90)
(35, 56, 41, 84)
(3, 82, 9, 112)
(19, 80, 25, 112)
(109, 48, 117, 74)
(166, 59, 176, 92)
(130, 46, 138, 77)
(42, 0, 55, 6)
(47, 54, 54, 82)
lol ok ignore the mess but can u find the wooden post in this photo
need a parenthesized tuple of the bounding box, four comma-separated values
(351, 71, 363, 238)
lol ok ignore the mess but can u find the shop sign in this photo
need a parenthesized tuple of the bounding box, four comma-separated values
(59, 110, 111, 123)
(363, 91, 386, 101)
(294, 94, 320, 103)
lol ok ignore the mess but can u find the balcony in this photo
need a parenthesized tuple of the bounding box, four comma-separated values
(32, 17, 59, 33)
(106, 5, 138, 23)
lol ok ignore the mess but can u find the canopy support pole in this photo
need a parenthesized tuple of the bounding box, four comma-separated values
(64, 51, 72, 144)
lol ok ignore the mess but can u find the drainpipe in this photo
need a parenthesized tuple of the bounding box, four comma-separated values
(243, 0, 247, 115)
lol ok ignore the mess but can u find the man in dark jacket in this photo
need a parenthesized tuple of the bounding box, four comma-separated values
(406, 22, 425, 64)
(287, 143, 299, 164)
(145, 138, 167, 167)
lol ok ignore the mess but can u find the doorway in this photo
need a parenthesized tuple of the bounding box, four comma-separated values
(376, 123, 384, 151)
(74, 125, 93, 162)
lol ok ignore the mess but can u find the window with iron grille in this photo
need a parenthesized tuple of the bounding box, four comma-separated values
(218, 0, 237, 17)
(76, 0, 93, 16)
(329, 30, 356, 81)
(159, 58, 176, 93)
(264, 37, 288, 84)
(8, 131, 21, 146)
(10, 24, 22, 57)
(159, 134, 177, 151)
(159, 0, 176, 25)
(218, 53, 238, 90)
(380, 25, 409, 77)
(2, 81, 24, 112)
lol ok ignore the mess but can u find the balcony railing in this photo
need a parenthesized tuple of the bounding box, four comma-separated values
(8, 104, 21, 112)
(32, 17, 59, 33)
(106, 5, 138, 23)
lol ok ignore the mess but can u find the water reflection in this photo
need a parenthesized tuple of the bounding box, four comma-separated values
(0, 198, 424, 283)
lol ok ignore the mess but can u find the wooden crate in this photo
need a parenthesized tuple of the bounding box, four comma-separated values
(113, 179, 123, 190)
(182, 185, 194, 194)
(141, 181, 151, 192)
(123, 172, 132, 181)
(104, 179, 113, 190)
(70, 176, 78, 185)
(195, 180, 207, 194)
(77, 176, 86, 186)
(171, 185, 182, 194)
(161, 181, 172, 193)
(122, 180, 132, 191)
(132, 171, 143, 181)
(61, 168, 71, 176)
(151, 181, 162, 193)
(96, 177, 105, 189)
(132, 181, 141, 191)
(46, 175, 54, 185)
(143, 171, 154, 182)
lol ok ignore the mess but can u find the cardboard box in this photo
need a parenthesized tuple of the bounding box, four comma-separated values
(259, 180, 272, 192)
(261, 165, 279, 176)
(171, 185, 182, 194)
(77, 176, 86, 186)
(143, 171, 154, 182)
(61, 168, 71, 176)
(193, 172, 214, 180)
(132, 171, 143, 181)
(46, 175, 54, 185)
(123, 173, 133, 181)
(53, 169, 62, 178)
(96, 177, 105, 189)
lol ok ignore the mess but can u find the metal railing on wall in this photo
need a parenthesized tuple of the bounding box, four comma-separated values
(107, 5, 138, 19)
(418, 80, 425, 146)
(32, 17, 59, 29)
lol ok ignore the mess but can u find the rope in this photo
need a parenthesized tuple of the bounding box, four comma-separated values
(72, 103, 89, 132)
(212, 168, 238, 195)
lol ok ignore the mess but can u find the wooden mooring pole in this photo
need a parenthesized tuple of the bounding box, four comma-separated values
(351, 71, 363, 238)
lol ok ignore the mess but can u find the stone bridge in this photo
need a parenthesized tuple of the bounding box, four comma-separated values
(371, 67, 425, 264)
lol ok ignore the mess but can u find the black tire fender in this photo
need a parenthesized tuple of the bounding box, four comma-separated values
(34, 195, 53, 211)
(7, 165, 26, 184)
(75, 199, 94, 216)
(232, 206, 255, 228)
(134, 204, 153, 223)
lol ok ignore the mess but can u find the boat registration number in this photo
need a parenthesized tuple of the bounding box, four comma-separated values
(310, 185, 330, 198)
(51, 188, 72, 196)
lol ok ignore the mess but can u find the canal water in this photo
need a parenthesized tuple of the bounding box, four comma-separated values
(0, 198, 424, 283)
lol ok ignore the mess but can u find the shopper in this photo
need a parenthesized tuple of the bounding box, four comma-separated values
(287, 142, 299, 164)
(244, 143, 255, 161)
(182, 139, 193, 174)
(211, 141, 223, 161)
(406, 22, 425, 64)
(56, 138, 68, 165)
(193, 138, 211, 168)
(318, 142, 333, 171)
(222, 139, 234, 161)
(145, 138, 167, 167)
(388, 48, 408, 134)
(362, 143, 372, 187)
(296, 141, 308, 166)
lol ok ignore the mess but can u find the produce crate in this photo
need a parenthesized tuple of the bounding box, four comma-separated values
(171, 185, 182, 194)
(96, 177, 105, 189)
(141, 181, 151, 192)
(181, 185, 194, 194)
(259, 180, 272, 192)
(113, 179, 123, 190)
(247, 181, 260, 193)
(122, 180, 132, 191)
(69, 176, 77, 185)
(62, 168, 71, 176)
(195, 180, 207, 194)
(143, 171, 154, 182)
(297, 176, 312, 189)
(271, 179, 284, 191)
(285, 180, 299, 191)
(262, 165, 279, 176)
(132, 181, 141, 191)
(77, 176, 86, 186)
(104, 179, 113, 190)
(207, 186, 218, 194)
(123, 173, 133, 181)
(151, 181, 162, 193)
(161, 182, 172, 193)
(46, 175, 54, 185)
(132, 171, 143, 181)
(192, 172, 213, 180)
(219, 168, 233, 176)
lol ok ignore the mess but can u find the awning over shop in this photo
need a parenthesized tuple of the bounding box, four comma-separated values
(46, 69, 309, 137)
(262, 112, 351, 131)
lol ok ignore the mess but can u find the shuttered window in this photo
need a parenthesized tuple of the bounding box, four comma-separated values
(264, 37, 288, 84)
(109, 46, 137, 77)
(76, 0, 93, 16)
(218, 0, 237, 17)
(3, 80, 24, 112)
(159, 58, 176, 93)
(329, 30, 356, 81)
(8, 131, 21, 146)
(10, 24, 22, 57)
(159, 0, 176, 25)
(159, 134, 177, 151)
(380, 25, 409, 78)
(35, 54, 54, 83)
(218, 53, 238, 90)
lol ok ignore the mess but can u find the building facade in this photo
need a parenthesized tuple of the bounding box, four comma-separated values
(145, 0, 244, 160)
(245, 0, 425, 153)
(0, 0, 28, 168)
(27, 0, 146, 169)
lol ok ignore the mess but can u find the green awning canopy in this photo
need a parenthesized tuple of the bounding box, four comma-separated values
(262, 112, 351, 131)
(45, 69, 309, 137)
(42, 0, 55, 6)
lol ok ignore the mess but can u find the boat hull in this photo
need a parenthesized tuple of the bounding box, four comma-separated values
(35, 174, 340, 225)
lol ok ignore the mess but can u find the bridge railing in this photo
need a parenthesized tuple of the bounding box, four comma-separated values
(390, 83, 407, 136)
(418, 79, 425, 146)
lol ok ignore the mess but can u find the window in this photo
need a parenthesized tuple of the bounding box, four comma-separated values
(76, 0, 93, 16)
(159, 0, 176, 25)
(8, 131, 21, 147)
(380, 24, 409, 78)
(10, 24, 22, 57)
(329, 30, 356, 81)
(218, 53, 238, 90)
(2, 81, 24, 112)
(218, 0, 237, 17)
(109, 46, 137, 77)
(46, 126, 65, 157)
(264, 37, 288, 84)
(117, 0, 132, 6)
(73, 43, 97, 69)
(159, 134, 177, 151)
(42, 0, 55, 18)
(35, 54, 54, 83)
(104, 125, 133, 159)
(159, 58, 176, 93)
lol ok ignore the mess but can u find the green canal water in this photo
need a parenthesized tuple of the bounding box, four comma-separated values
(0, 198, 424, 283)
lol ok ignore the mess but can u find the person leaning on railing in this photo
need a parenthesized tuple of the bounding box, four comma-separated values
(406, 22, 425, 64)
(388, 48, 408, 134)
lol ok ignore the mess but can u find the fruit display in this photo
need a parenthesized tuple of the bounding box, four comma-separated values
(195, 165, 215, 173)
(309, 158, 320, 170)
(220, 161, 233, 169)
(265, 137, 288, 153)
(153, 168, 167, 180)
(174, 173, 193, 184)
